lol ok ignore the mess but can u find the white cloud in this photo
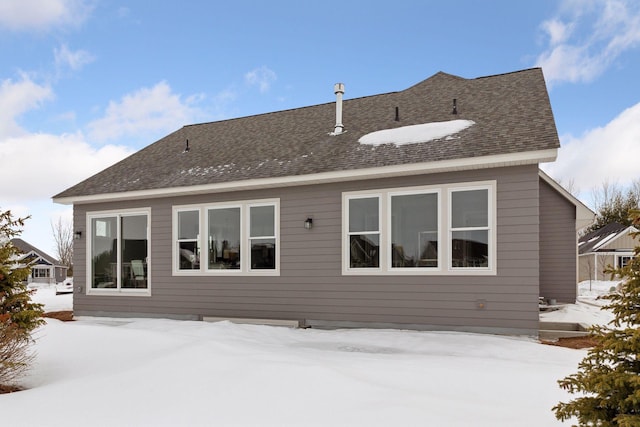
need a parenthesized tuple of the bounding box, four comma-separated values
(87, 81, 206, 143)
(0, 131, 133, 203)
(54, 44, 95, 72)
(0, 0, 92, 31)
(536, 0, 640, 85)
(541, 19, 574, 46)
(245, 66, 277, 93)
(0, 75, 53, 138)
(0, 129, 132, 253)
(542, 101, 640, 199)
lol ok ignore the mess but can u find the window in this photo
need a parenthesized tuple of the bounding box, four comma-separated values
(32, 268, 51, 278)
(618, 255, 633, 269)
(88, 210, 150, 293)
(391, 192, 438, 269)
(347, 196, 380, 269)
(177, 210, 200, 270)
(249, 205, 276, 270)
(207, 207, 241, 270)
(343, 181, 495, 275)
(450, 188, 490, 269)
(173, 199, 279, 275)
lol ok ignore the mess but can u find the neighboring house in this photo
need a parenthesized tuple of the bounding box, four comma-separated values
(53, 68, 593, 336)
(578, 222, 639, 282)
(10, 238, 68, 285)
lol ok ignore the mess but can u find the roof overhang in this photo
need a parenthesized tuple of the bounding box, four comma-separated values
(538, 169, 595, 230)
(55, 148, 557, 205)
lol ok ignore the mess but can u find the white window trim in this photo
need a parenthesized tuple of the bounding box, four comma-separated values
(86, 208, 152, 296)
(172, 198, 280, 276)
(342, 181, 496, 276)
(204, 203, 243, 274)
(344, 193, 383, 274)
(247, 201, 280, 274)
(175, 207, 201, 273)
(448, 184, 496, 273)
(387, 189, 441, 273)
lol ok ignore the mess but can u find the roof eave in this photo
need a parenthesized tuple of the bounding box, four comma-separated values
(54, 148, 557, 205)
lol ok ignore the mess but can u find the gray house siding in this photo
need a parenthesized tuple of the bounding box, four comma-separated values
(539, 178, 577, 303)
(73, 164, 541, 335)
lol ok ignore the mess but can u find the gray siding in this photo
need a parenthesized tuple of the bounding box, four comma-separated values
(73, 165, 541, 334)
(539, 179, 577, 302)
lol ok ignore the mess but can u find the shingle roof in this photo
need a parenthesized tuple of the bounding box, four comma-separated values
(54, 68, 559, 200)
(10, 238, 61, 265)
(578, 222, 633, 254)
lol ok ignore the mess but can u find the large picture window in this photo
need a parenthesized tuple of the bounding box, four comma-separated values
(88, 210, 150, 293)
(391, 192, 439, 269)
(208, 207, 240, 270)
(173, 199, 279, 275)
(343, 182, 494, 275)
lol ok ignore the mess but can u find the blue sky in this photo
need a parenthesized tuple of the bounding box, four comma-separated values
(1, 0, 639, 256)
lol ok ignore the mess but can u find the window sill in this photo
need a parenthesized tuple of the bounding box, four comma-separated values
(86, 289, 151, 297)
(342, 268, 496, 276)
(172, 270, 280, 277)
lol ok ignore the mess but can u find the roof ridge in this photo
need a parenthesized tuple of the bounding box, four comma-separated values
(474, 67, 542, 80)
(184, 89, 400, 129)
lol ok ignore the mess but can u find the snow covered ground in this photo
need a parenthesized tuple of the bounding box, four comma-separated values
(4, 282, 618, 426)
(540, 280, 618, 326)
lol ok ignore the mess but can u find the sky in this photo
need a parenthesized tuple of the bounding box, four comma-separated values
(1, 0, 639, 257)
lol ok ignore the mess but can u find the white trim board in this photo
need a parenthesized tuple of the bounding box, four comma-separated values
(55, 149, 557, 205)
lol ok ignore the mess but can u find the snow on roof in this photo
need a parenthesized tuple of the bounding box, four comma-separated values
(592, 232, 619, 250)
(358, 119, 475, 147)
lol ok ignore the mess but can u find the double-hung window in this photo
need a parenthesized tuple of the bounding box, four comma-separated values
(343, 181, 495, 275)
(87, 209, 150, 294)
(450, 188, 491, 270)
(177, 209, 200, 270)
(173, 199, 279, 275)
(249, 204, 277, 270)
(347, 196, 381, 269)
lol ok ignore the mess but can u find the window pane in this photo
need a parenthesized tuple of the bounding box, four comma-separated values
(250, 206, 275, 237)
(452, 230, 488, 267)
(121, 215, 148, 289)
(179, 241, 199, 270)
(349, 197, 379, 232)
(451, 190, 488, 228)
(250, 238, 276, 269)
(91, 217, 117, 288)
(349, 234, 380, 268)
(178, 210, 199, 239)
(391, 193, 438, 268)
(208, 207, 241, 270)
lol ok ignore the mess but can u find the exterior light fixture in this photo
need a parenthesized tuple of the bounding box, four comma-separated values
(304, 218, 313, 230)
(74, 231, 82, 240)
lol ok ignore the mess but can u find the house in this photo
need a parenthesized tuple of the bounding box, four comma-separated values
(53, 68, 593, 336)
(10, 238, 68, 285)
(578, 222, 639, 282)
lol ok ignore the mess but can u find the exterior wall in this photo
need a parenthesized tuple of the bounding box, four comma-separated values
(600, 232, 636, 252)
(72, 165, 541, 335)
(579, 253, 615, 282)
(539, 179, 577, 303)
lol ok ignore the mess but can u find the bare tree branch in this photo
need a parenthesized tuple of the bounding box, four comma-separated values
(51, 217, 73, 271)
